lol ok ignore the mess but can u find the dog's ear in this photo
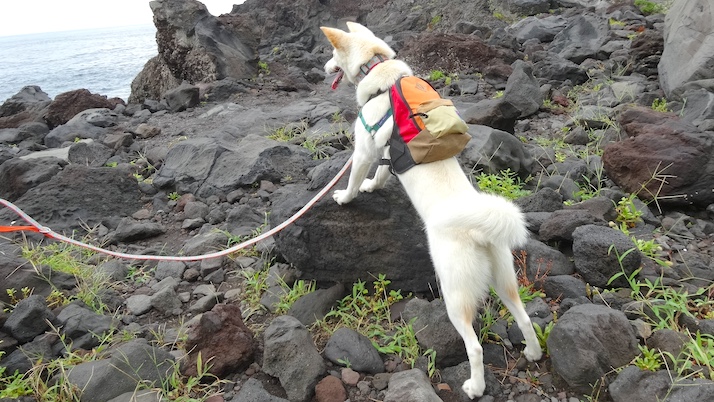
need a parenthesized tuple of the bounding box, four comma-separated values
(320, 26, 348, 50)
(345, 22, 374, 36)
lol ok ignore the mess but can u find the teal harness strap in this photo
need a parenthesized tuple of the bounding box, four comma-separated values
(359, 109, 393, 136)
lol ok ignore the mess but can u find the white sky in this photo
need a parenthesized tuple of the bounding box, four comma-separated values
(0, 0, 243, 37)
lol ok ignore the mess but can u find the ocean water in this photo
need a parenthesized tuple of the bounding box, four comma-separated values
(0, 24, 157, 103)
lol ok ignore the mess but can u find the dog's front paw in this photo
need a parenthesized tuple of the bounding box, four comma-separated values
(333, 190, 354, 205)
(360, 179, 378, 193)
(524, 344, 543, 362)
(462, 378, 485, 399)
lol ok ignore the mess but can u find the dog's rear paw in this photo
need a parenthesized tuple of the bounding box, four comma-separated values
(462, 378, 485, 399)
(524, 344, 543, 362)
(333, 190, 353, 205)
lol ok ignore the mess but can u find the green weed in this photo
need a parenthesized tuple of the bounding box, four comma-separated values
(428, 70, 454, 85)
(609, 18, 626, 27)
(615, 194, 643, 228)
(274, 279, 316, 314)
(651, 98, 669, 112)
(428, 14, 442, 29)
(267, 120, 308, 142)
(312, 275, 444, 373)
(679, 331, 714, 380)
(533, 320, 555, 356)
(21, 242, 110, 314)
(429, 70, 447, 82)
(633, 344, 664, 371)
(634, 0, 668, 15)
(301, 136, 330, 160)
(257, 60, 270, 75)
(159, 352, 224, 401)
(0, 364, 33, 398)
(476, 169, 531, 200)
(240, 267, 270, 311)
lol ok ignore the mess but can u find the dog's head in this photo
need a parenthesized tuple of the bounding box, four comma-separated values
(320, 22, 396, 90)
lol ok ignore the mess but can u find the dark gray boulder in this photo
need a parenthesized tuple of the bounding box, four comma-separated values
(0, 164, 144, 234)
(234, 377, 290, 402)
(2, 295, 55, 343)
(288, 283, 346, 326)
(44, 108, 117, 148)
(56, 303, 116, 350)
(522, 238, 575, 281)
(130, 0, 257, 103)
(441, 360, 503, 401)
(547, 304, 638, 393)
(324, 327, 384, 374)
(164, 82, 200, 112)
(199, 134, 313, 198)
(383, 368, 441, 402)
(503, 60, 542, 118)
(0, 156, 64, 201)
(270, 154, 437, 293)
(658, 0, 714, 98)
(680, 87, 714, 130)
(0, 85, 51, 119)
(539, 209, 606, 242)
(541, 275, 587, 300)
(515, 187, 563, 213)
(156, 134, 313, 198)
(0, 333, 57, 374)
(609, 366, 714, 402)
(460, 98, 520, 133)
(549, 14, 610, 64)
(533, 54, 588, 85)
(572, 224, 641, 288)
(401, 298, 467, 367)
(67, 140, 114, 167)
(460, 125, 534, 177)
(66, 340, 174, 402)
(512, 15, 568, 44)
(262, 315, 325, 402)
(108, 218, 166, 244)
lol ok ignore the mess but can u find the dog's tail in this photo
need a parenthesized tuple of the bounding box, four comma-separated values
(429, 192, 529, 248)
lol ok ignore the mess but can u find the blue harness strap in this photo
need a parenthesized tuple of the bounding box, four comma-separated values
(359, 109, 393, 136)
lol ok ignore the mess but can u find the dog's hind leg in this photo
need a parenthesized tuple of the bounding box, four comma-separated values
(444, 293, 487, 399)
(489, 245, 543, 362)
(428, 230, 490, 399)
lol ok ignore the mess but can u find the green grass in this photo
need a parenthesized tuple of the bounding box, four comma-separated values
(159, 352, 225, 401)
(608, 252, 714, 380)
(310, 274, 439, 371)
(20, 242, 110, 314)
(475, 169, 531, 200)
(651, 98, 669, 112)
(615, 194, 643, 228)
(0, 324, 224, 402)
(275, 279, 316, 314)
(257, 60, 270, 75)
(428, 70, 454, 85)
(634, 0, 669, 15)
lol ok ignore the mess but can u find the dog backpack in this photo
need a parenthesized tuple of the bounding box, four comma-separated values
(388, 76, 471, 174)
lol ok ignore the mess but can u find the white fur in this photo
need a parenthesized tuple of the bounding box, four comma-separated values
(321, 23, 542, 399)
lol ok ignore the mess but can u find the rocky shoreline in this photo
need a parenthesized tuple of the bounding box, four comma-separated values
(2, 0, 714, 401)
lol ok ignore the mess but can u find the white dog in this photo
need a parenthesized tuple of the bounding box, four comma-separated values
(320, 22, 542, 399)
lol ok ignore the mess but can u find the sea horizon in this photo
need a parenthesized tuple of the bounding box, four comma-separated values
(0, 24, 157, 103)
